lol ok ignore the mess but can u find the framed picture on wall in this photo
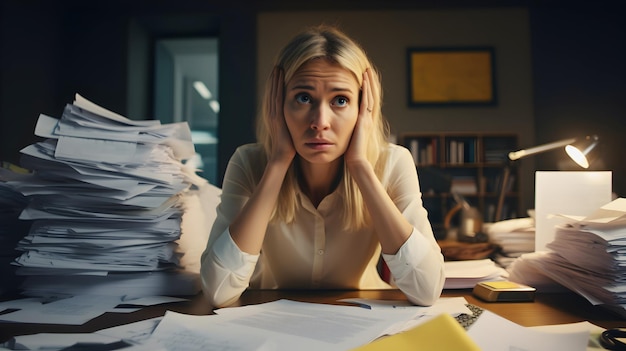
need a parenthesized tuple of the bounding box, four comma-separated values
(407, 46, 497, 107)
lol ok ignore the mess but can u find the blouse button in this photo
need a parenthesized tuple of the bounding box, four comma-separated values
(317, 249, 324, 255)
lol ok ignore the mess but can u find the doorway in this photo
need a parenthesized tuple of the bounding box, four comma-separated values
(154, 37, 219, 185)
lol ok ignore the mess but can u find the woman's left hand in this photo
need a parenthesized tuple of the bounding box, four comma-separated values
(345, 68, 379, 167)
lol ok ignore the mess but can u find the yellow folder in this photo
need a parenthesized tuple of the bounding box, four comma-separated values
(350, 313, 481, 351)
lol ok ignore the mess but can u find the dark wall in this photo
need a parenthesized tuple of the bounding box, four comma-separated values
(530, 3, 626, 197)
(1, 0, 625, 198)
(1, 2, 64, 161)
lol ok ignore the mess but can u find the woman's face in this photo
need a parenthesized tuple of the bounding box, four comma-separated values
(283, 58, 360, 165)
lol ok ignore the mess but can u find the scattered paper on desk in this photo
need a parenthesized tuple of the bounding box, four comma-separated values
(0, 295, 186, 325)
(5, 333, 123, 351)
(443, 259, 508, 289)
(150, 311, 269, 351)
(0, 297, 42, 312)
(467, 310, 590, 351)
(4, 317, 167, 351)
(0, 295, 121, 325)
(96, 317, 163, 345)
(337, 297, 473, 336)
(155, 299, 419, 351)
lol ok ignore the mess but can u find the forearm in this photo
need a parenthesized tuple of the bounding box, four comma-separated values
(200, 229, 259, 307)
(229, 160, 290, 254)
(385, 239, 445, 306)
(347, 160, 413, 254)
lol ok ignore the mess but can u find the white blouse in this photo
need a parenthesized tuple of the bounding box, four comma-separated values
(200, 143, 445, 307)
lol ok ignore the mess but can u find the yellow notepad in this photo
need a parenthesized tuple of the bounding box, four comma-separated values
(350, 313, 481, 351)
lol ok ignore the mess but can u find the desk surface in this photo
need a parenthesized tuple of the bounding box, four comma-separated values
(1, 289, 624, 343)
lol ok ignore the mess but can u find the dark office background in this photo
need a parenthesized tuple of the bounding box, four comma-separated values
(1, 0, 624, 215)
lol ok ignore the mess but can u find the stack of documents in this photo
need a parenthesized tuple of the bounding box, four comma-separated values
(485, 217, 535, 268)
(509, 198, 626, 316)
(7, 94, 205, 298)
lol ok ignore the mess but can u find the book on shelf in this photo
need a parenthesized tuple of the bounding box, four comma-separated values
(448, 140, 459, 164)
(450, 176, 478, 195)
(447, 138, 477, 164)
(407, 137, 437, 165)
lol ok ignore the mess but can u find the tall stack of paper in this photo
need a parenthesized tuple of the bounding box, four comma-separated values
(510, 198, 626, 316)
(7, 94, 205, 299)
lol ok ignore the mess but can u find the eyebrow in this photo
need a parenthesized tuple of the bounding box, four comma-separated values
(288, 84, 354, 93)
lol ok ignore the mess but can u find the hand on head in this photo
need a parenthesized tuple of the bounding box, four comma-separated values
(345, 68, 379, 166)
(268, 67, 296, 164)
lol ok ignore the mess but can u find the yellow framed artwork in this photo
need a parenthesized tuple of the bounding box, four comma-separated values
(407, 47, 497, 106)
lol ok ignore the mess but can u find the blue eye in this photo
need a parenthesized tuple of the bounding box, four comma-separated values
(333, 96, 348, 107)
(295, 93, 311, 104)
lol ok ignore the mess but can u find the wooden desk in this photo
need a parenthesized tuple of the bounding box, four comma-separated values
(1, 289, 624, 343)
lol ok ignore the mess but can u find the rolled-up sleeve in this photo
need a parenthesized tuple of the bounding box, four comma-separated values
(200, 229, 259, 307)
(382, 228, 445, 306)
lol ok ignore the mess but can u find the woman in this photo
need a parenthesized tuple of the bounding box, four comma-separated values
(200, 25, 445, 308)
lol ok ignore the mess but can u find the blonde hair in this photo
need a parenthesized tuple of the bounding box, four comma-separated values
(257, 25, 390, 230)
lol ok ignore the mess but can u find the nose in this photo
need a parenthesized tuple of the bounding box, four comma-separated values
(310, 104, 331, 130)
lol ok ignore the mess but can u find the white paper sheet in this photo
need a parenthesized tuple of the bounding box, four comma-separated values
(467, 310, 591, 351)
(150, 299, 419, 351)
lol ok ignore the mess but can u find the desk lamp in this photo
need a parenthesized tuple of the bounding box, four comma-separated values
(494, 135, 599, 221)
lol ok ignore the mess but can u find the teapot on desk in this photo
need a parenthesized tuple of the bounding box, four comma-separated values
(444, 193, 488, 243)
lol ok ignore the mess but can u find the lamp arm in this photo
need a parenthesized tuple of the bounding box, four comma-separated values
(494, 164, 511, 222)
(508, 138, 577, 161)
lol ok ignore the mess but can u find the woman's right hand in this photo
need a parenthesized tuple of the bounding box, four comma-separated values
(268, 67, 296, 164)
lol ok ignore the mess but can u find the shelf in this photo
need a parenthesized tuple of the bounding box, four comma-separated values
(401, 132, 520, 239)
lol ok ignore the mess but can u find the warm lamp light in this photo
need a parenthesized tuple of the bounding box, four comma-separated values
(564, 135, 599, 169)
(495, 135, 600, 221)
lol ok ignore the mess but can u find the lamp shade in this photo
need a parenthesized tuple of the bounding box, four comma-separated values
(565, 135, 599, 169)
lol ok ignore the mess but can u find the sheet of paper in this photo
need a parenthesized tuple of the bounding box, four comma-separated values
(151, 299, 419, 351)
(555, 197, 626, 226)
(119, 296, 188, 306)
(96, 317, 163, 344)
(0, 295, 122, 325)
(0, 298, 42, 312)
(150, 311, 270, 351)
(338, 296, 470, 314)
(467, 309, 590, 351)
(73, 93, 160, 127)
(5, 333, 123, 350)
(443, 259, 508, 288)
(55, 136, 139, 164)
(337, 297, 473, 336)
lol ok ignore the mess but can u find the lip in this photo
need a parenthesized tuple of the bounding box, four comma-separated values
(304, 138, 334, 149)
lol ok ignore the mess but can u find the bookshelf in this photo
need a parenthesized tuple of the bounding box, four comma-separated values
(400, 132, 520, 240)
